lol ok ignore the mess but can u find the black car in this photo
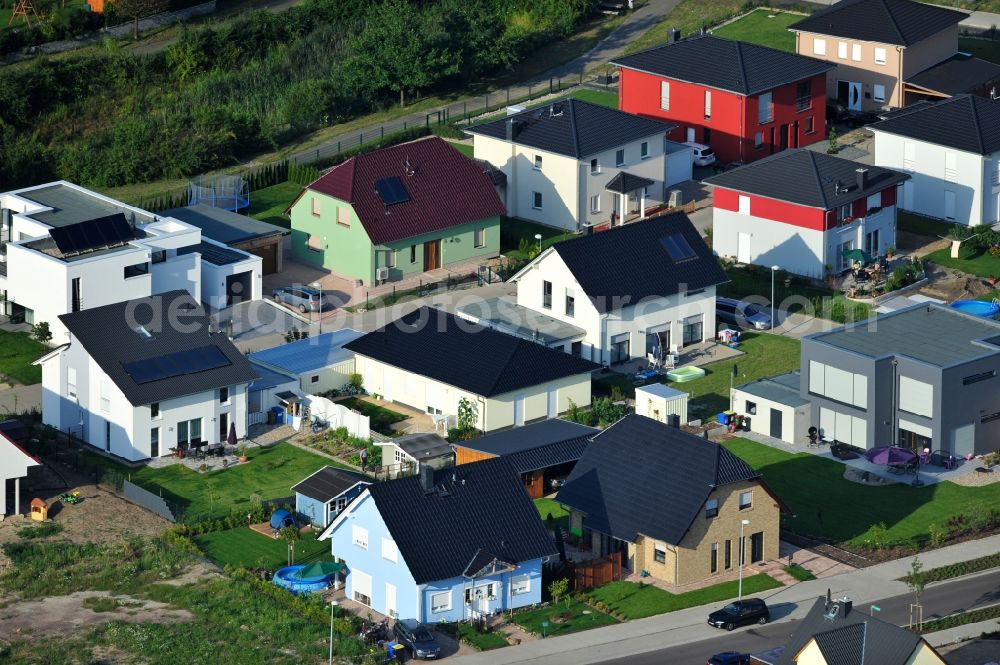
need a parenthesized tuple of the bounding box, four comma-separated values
(708, 653, 751, 665)
(393, 619, 442, 660)
(707, 598, 770, 631)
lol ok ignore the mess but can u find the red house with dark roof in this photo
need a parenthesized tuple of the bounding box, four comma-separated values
(612, 33, 835, 164)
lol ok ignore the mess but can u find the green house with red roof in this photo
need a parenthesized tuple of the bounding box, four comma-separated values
(289, 137, 504, 286)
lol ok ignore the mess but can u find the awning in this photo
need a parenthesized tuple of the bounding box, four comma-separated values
(462, 548, 517, 579)
(276, 391, 301, 404)
(604, 171, 655, 194)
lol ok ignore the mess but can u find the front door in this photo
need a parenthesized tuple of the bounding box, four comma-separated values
(424, 240, 441, 270)
(770, 408, 782, 440)
(779, 124, 789, 151)
(865, 229, 880, 256)
(219, 412, 229, 443)
(790, 121, 799, 149)
(737, 232, 752, 264)
(750, 532, 764, 563)
(686, 127, 696, 142)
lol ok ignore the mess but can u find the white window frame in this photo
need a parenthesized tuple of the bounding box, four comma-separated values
(533, 154, 543, 170)
(590, 194, 600, 213)
(100, 377, 111, 413)
(874, 47, 886, 65)
(352, 524, 369, 550)
(474, 228, 486, 248)
(705, 498, 719, 517)
(838, 41, 848, 59)
(738, 195, 751, 215)
(660, 81, 670, 110)
(615, 149, 625, 167)
(852, 43, 862, 62)
(511, 574, 531, 595)
(653, 546, 667, 563)
(739, 490, 753, 510)
(430, 591, 452, 613)
(873, 84, 885, 103)
(640, 141, 649, 159)
(67, 367, 77, 399)
(758, 92, 773, 124)
(813, 38, 826, 56)
(381, 537, 398, 563)
(311, 197, 321, 217)
(704, 90, 712, 120)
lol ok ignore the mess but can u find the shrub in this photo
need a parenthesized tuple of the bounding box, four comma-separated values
(862, 522, 892, 551)
(17, 522, 64, 539)
(927, 523, 949, 548)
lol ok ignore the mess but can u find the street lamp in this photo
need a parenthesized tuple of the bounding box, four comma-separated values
(738, 519, 750, 601)
(311, 281, 324, 334)
(770, 266, 780, 330)
(534, 233, 542, 255)
(328, 599, 339, 665)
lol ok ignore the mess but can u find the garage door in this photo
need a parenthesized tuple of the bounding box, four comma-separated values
(248, 243, 278, 275)
(226, 272, 253, 306)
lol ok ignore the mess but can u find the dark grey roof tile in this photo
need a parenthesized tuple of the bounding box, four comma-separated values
(788, 0, 966, 47)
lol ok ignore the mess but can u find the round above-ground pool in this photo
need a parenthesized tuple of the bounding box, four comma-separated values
(272, 564, 335, 595)
(950, 299, 1000, 318)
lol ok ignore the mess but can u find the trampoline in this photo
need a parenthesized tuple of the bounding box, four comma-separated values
(272, 561, 344, 595)
(187, 175, 250, 212)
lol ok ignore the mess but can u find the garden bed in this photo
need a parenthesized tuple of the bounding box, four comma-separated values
(513, 598, 618, 637)
(919, 604, 1000, 634)
(436, 622, 510, 651)
(300, 425, 381, 470)
(895, 552, 1000, 584)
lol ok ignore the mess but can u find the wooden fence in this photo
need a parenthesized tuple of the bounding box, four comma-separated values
(569, 551, 623, 590)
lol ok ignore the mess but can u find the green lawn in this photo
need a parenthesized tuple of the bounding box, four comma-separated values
(535, 498, 569, 532)
(247, 181, 302, 229)
(785, 564, 816, 582)
(438, 623, 510, 651)
(194, 527, 329, 569)
(568, 88, 618, 108)
(500, 217, 578, 259)
(925, 242, 1000, 280)
(719, 266, 872, 323)
(0, 329, 47, 385)
(338, 397, 408, 435)
(712, 9, 799, 52)
(896, 211, 953, 239)
(723, 437, 1000, 548)
(626, 0, 754, 54)
(514, 597, 618, 637)
(87, 443, 341, 521)
(587, 574, 782, 620)
(447, 141, 474, 158)
(594, 332, 801, 421)
(959, 36, 1000, 66)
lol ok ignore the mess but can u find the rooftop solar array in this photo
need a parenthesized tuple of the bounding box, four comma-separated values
(660, 233, 695, 261)
(122, 345, 232, 385)
(48, 213, 138, 257)
(374, 176, 410, 206)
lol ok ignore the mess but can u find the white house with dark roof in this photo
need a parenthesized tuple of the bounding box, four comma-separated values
(871, 95, 1000, 226)
(35, 290, 259, 462)
(466, 99, 689, 231)
(461, 213, 727, 365)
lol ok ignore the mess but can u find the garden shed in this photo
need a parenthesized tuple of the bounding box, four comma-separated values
(293, 466, 371, 528)
(634, 383, 689, 424)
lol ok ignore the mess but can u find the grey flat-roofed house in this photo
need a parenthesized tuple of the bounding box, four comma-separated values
(801, 303, 1000, 457)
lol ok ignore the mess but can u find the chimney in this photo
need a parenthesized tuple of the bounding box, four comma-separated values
(667, 413, 680, 428)
(670, 27, 681, 43)
(420, 465, 434, 493)
(856, 168, 868, 191)
(840, 597, 853, 617)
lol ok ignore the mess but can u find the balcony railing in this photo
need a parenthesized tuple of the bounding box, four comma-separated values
(795, 96, 811, 112)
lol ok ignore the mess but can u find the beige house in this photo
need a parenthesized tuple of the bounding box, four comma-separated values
(770, 596, 947, 665)
(343, 307, 599, 433)
(557, 414, 787, 586)
(789, 0, 1000, 111)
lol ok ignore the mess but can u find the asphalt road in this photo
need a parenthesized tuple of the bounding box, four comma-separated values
(596, 570, 1000, 665)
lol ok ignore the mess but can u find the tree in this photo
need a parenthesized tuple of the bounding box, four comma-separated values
(111, 0, 168, 39)
(906, 556, 927, 630)
(30, 321, 52, 345)
(548, 578, 569, 607)
(280, 525, 300, 566)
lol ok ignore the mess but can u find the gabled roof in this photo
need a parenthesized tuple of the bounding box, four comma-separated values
(344, 307, 600, 397)
(58, 291, 258, 406)
(365, 457, 557, 584)
(292, 466, 370, 503)
(556, 415, 763, 544)
(528, 213, 727, 314)
(703, 149, 910, 210)
(605, 171, 655, 194)
(249, 329, 363, 376)
(777, 597, 927, 665)
(870, 95, 1000, 155)
(611, 34, 834, 96)
(304, 137, 505, 245)
(788, 0, 966, 47)
(465, 99, 674, 159)
(456, 419, 598, 473)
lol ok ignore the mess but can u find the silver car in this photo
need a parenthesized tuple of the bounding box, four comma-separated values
(272, 286, 323, 313)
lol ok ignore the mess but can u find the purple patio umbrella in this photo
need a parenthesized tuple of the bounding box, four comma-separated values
(863, 446, 917, 465)
(227, 421, 238, 449)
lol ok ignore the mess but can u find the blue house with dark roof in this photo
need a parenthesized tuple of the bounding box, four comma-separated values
(319, 457, 556, 623)
(557, 414, 788, 585)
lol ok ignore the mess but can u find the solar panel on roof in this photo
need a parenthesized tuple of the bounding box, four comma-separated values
(122, 345, 232, 385)
(374, 176, 410, 206)
(660, 233, 695, 261)
(48, 213, 138, 256)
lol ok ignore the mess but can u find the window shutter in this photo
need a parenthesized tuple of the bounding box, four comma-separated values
(852, 199, 866, 218)
(882, 186, 896, 207)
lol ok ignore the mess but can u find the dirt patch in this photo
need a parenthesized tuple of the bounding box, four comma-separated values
(917, 263, 994, 302)
(159, 561, 224, 587)
(0, 590, 192, 640)
(949, 467, 1000, 487)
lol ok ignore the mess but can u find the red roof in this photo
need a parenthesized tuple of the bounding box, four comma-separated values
(306, 137, 506, 245)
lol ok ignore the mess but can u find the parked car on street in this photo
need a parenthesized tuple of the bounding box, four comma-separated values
(393, 619, 442, 660)
(685, 141, 717, 167)
(715, 297, 772, 330)
(272, 286, 323, 313)
(708, 652, 751, 665)
(707, 598, 770, 631)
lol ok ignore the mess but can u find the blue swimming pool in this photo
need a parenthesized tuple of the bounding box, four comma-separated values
(272, 564, 334, 595)
(950, 300, 1000, 318)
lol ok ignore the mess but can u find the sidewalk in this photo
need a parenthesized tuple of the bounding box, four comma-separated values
(452, 534, 1000, 664)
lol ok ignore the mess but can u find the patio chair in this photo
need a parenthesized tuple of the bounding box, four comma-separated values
(646, 353, 659, 370)
(663, 354, 677, 369)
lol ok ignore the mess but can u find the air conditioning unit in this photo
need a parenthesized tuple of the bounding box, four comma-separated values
(375, 267, 389, 283)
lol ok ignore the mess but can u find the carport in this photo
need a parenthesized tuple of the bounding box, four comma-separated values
(163, 204, 287, 275)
